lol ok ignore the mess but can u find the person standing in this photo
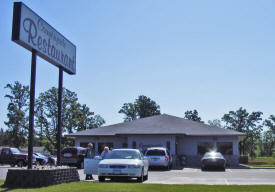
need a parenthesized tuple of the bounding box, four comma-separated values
(85, 143, 95, 180)
(100, 146, 110, 159)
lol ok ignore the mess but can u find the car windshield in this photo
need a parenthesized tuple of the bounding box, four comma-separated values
(10, 148, 21, 154)
(104, 150, 141, 160)
(146, 149, 165, 156)
(204, 152, 223, 158)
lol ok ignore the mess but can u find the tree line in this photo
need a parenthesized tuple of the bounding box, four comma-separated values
(1, 81, 275, 158)
(118, 99, 275, 159)
(1, 81, 105, 152)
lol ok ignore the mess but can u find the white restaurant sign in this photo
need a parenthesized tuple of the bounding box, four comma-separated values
(12, 2, 76, 75)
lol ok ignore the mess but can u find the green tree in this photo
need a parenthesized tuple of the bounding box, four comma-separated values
(262, 115, 275, 156)
(261, 130, 274, 156)
(75, 104, 105, 132)
(208, 119, 223, 128)
(264, 115, 275, 134)
(221, 107, 263, 157)
(119, 95, 160, 122)
(35, 87, 104, 151)
(118, 103, 137, 122)
(184, 110, 204, 123)
(4, 81, 29, 147)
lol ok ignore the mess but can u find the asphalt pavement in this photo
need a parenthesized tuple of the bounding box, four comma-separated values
(1, 166, 275, 185)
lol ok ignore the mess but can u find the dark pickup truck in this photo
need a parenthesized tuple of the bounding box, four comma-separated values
(0, 147, 35, 167)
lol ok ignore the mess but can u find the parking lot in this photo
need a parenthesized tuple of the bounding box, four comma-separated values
(144, 168, 275, 185)
(0, 166, 275, 185)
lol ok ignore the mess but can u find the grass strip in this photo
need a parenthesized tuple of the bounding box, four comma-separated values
(1, 181, 275, 192)
(248, 156, 275, 167)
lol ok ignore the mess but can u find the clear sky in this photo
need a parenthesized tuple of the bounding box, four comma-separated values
(0, 0, 275, 129)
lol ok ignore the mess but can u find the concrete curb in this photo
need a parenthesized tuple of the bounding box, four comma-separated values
(239, 164, 275, 169)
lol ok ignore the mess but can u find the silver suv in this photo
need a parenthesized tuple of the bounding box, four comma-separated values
(144, 147, 172, 169)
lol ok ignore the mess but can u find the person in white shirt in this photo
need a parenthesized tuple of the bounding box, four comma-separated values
(100, 146, 110, 159)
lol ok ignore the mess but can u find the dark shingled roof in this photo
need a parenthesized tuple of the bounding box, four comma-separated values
(67, 114, 246, 137)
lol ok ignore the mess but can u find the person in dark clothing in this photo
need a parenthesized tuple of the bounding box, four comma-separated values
(85, 143, 95, 180)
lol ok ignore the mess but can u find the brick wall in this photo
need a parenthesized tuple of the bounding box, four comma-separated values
(4, 168, 79, 188)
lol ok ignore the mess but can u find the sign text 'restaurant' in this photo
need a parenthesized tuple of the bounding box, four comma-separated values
(12, 2, 76, 75)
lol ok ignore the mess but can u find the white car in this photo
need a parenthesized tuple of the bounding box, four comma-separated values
(84, 149, 149, 182)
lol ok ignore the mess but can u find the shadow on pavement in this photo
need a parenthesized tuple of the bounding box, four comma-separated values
(84, 178, 140, 183)
(149, 167, 174, 172)
(184, 164, 250, 170)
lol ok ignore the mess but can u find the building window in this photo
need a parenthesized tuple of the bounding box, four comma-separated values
(217, 142, 233, 155)
(80, 142, 89, 148)
(132, 141, 136, 149)
(197, 142, 214, 155)
(166, 141, 170, 152)
(80, 142, 96, 148)
(122, 143, 128, 148)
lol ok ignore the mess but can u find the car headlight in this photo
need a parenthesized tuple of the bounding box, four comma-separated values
(99, 164, 108, 168)
(128, 164, 141, 168)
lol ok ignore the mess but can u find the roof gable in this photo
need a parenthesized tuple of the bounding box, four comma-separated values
(67, 114, 245, 137)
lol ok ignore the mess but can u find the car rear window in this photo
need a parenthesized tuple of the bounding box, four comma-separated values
(146, 150, 165, 156)
(204, 152, 223, 158)
(61, 148, 77, 154)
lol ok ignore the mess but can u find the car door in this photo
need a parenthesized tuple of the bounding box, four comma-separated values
(141, 153, 149, 173)
(84, 157, 101, 175)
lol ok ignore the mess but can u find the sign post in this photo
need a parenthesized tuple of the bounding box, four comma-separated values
(57, 68, 63, 166)
(27, 50, 36, 169)
(12, 2, 76, 169)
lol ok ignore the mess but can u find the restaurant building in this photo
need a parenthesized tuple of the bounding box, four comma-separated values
(67, 114, 245, 166)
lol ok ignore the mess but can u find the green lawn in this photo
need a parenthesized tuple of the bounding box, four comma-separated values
(1, 181, 275, 192)
(248, 156, 275, 167)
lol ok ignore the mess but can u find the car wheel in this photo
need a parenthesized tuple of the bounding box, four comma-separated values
(137, 168, 144, 183)
(85, 174, 92, 180)
(201, 166, 205, 171)
(144, 171, 148, 181)
(98, 176, 105, 182)
(10, 162, 15, 167)
(17, 160, 24, 167)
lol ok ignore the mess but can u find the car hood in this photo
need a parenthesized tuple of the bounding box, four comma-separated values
(99, 159, 141, 165)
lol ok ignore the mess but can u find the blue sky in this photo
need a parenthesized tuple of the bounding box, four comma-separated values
(0, 0, 275, 129)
